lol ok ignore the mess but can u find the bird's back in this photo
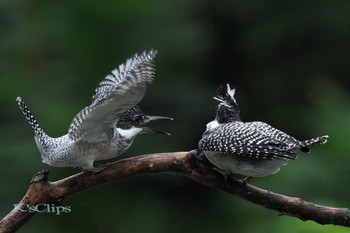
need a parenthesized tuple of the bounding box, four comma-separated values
(200, 121, 301, 153)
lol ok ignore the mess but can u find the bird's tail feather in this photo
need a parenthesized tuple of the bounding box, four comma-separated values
(16, 97, 47, 140)
(231, 145, 298, 161)
(299, 135, 329, 153)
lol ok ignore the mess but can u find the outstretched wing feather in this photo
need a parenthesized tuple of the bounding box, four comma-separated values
(68, 50, 157, 142)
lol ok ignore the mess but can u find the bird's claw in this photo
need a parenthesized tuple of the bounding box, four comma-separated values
(242, 176, 252, 184)
(83, 163, 106, 173)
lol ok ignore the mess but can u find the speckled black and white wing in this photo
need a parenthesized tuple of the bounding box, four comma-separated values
(68, 50, 157, 142)
(199, 120, 329, 161)
(199, 121, 301, 161)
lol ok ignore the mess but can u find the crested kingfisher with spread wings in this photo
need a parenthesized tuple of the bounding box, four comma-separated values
(17, 50, 172, 172)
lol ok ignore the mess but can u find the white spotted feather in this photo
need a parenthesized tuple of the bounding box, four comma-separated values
(198, 84, 329, 177)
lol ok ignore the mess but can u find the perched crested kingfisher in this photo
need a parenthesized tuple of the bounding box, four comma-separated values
(198, 84, 328, 179)
(17, 50, 172, 172)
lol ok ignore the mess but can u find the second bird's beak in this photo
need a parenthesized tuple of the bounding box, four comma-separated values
(141, 115, 173, 135)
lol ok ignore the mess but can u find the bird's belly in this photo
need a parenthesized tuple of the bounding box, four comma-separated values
(93, 142, 129, 161)
(91, 136, 134, 162)
(40, 140, 126, 168)
(203, 151, 289, 177)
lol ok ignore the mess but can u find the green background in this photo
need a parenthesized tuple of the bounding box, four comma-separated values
(1, 0, 349, 232)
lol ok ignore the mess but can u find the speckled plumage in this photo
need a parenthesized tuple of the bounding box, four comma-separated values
(17, 50, 171, 171)
(198, 84, 328, 177)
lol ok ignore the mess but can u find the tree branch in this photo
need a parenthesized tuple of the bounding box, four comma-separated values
(1, 151, 349, 232)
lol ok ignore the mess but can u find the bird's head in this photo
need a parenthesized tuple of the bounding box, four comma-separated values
(116, 106, 172, 139)
(214, 84, 241, 123)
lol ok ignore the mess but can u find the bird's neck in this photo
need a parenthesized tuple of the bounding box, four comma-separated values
(116, 127, 143, 140)
(216, 106, 241, 123)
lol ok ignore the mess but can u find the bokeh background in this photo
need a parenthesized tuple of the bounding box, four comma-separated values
(1, 0, 350, 232)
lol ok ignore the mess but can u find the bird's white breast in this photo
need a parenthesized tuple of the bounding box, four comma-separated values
(206, 120, 220, 131)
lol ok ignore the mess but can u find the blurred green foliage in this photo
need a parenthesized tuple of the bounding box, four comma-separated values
(1, 0, 350, 232)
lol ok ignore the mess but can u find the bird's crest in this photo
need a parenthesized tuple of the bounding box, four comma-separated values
(214, 84, 241, 123)
(214, 84, 238, 108)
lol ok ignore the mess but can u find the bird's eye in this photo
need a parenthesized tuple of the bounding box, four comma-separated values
(133, 115, 144, 124)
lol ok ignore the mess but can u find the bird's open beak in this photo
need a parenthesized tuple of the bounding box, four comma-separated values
(142, 115, 173, 135)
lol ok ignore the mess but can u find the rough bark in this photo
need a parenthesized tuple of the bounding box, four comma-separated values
(1, 151, 349, 233)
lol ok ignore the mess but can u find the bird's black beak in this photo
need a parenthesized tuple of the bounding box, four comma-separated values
(141, 115, 173, 135)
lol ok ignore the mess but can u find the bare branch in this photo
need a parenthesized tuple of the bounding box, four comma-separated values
(1, 151, 349, 233)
